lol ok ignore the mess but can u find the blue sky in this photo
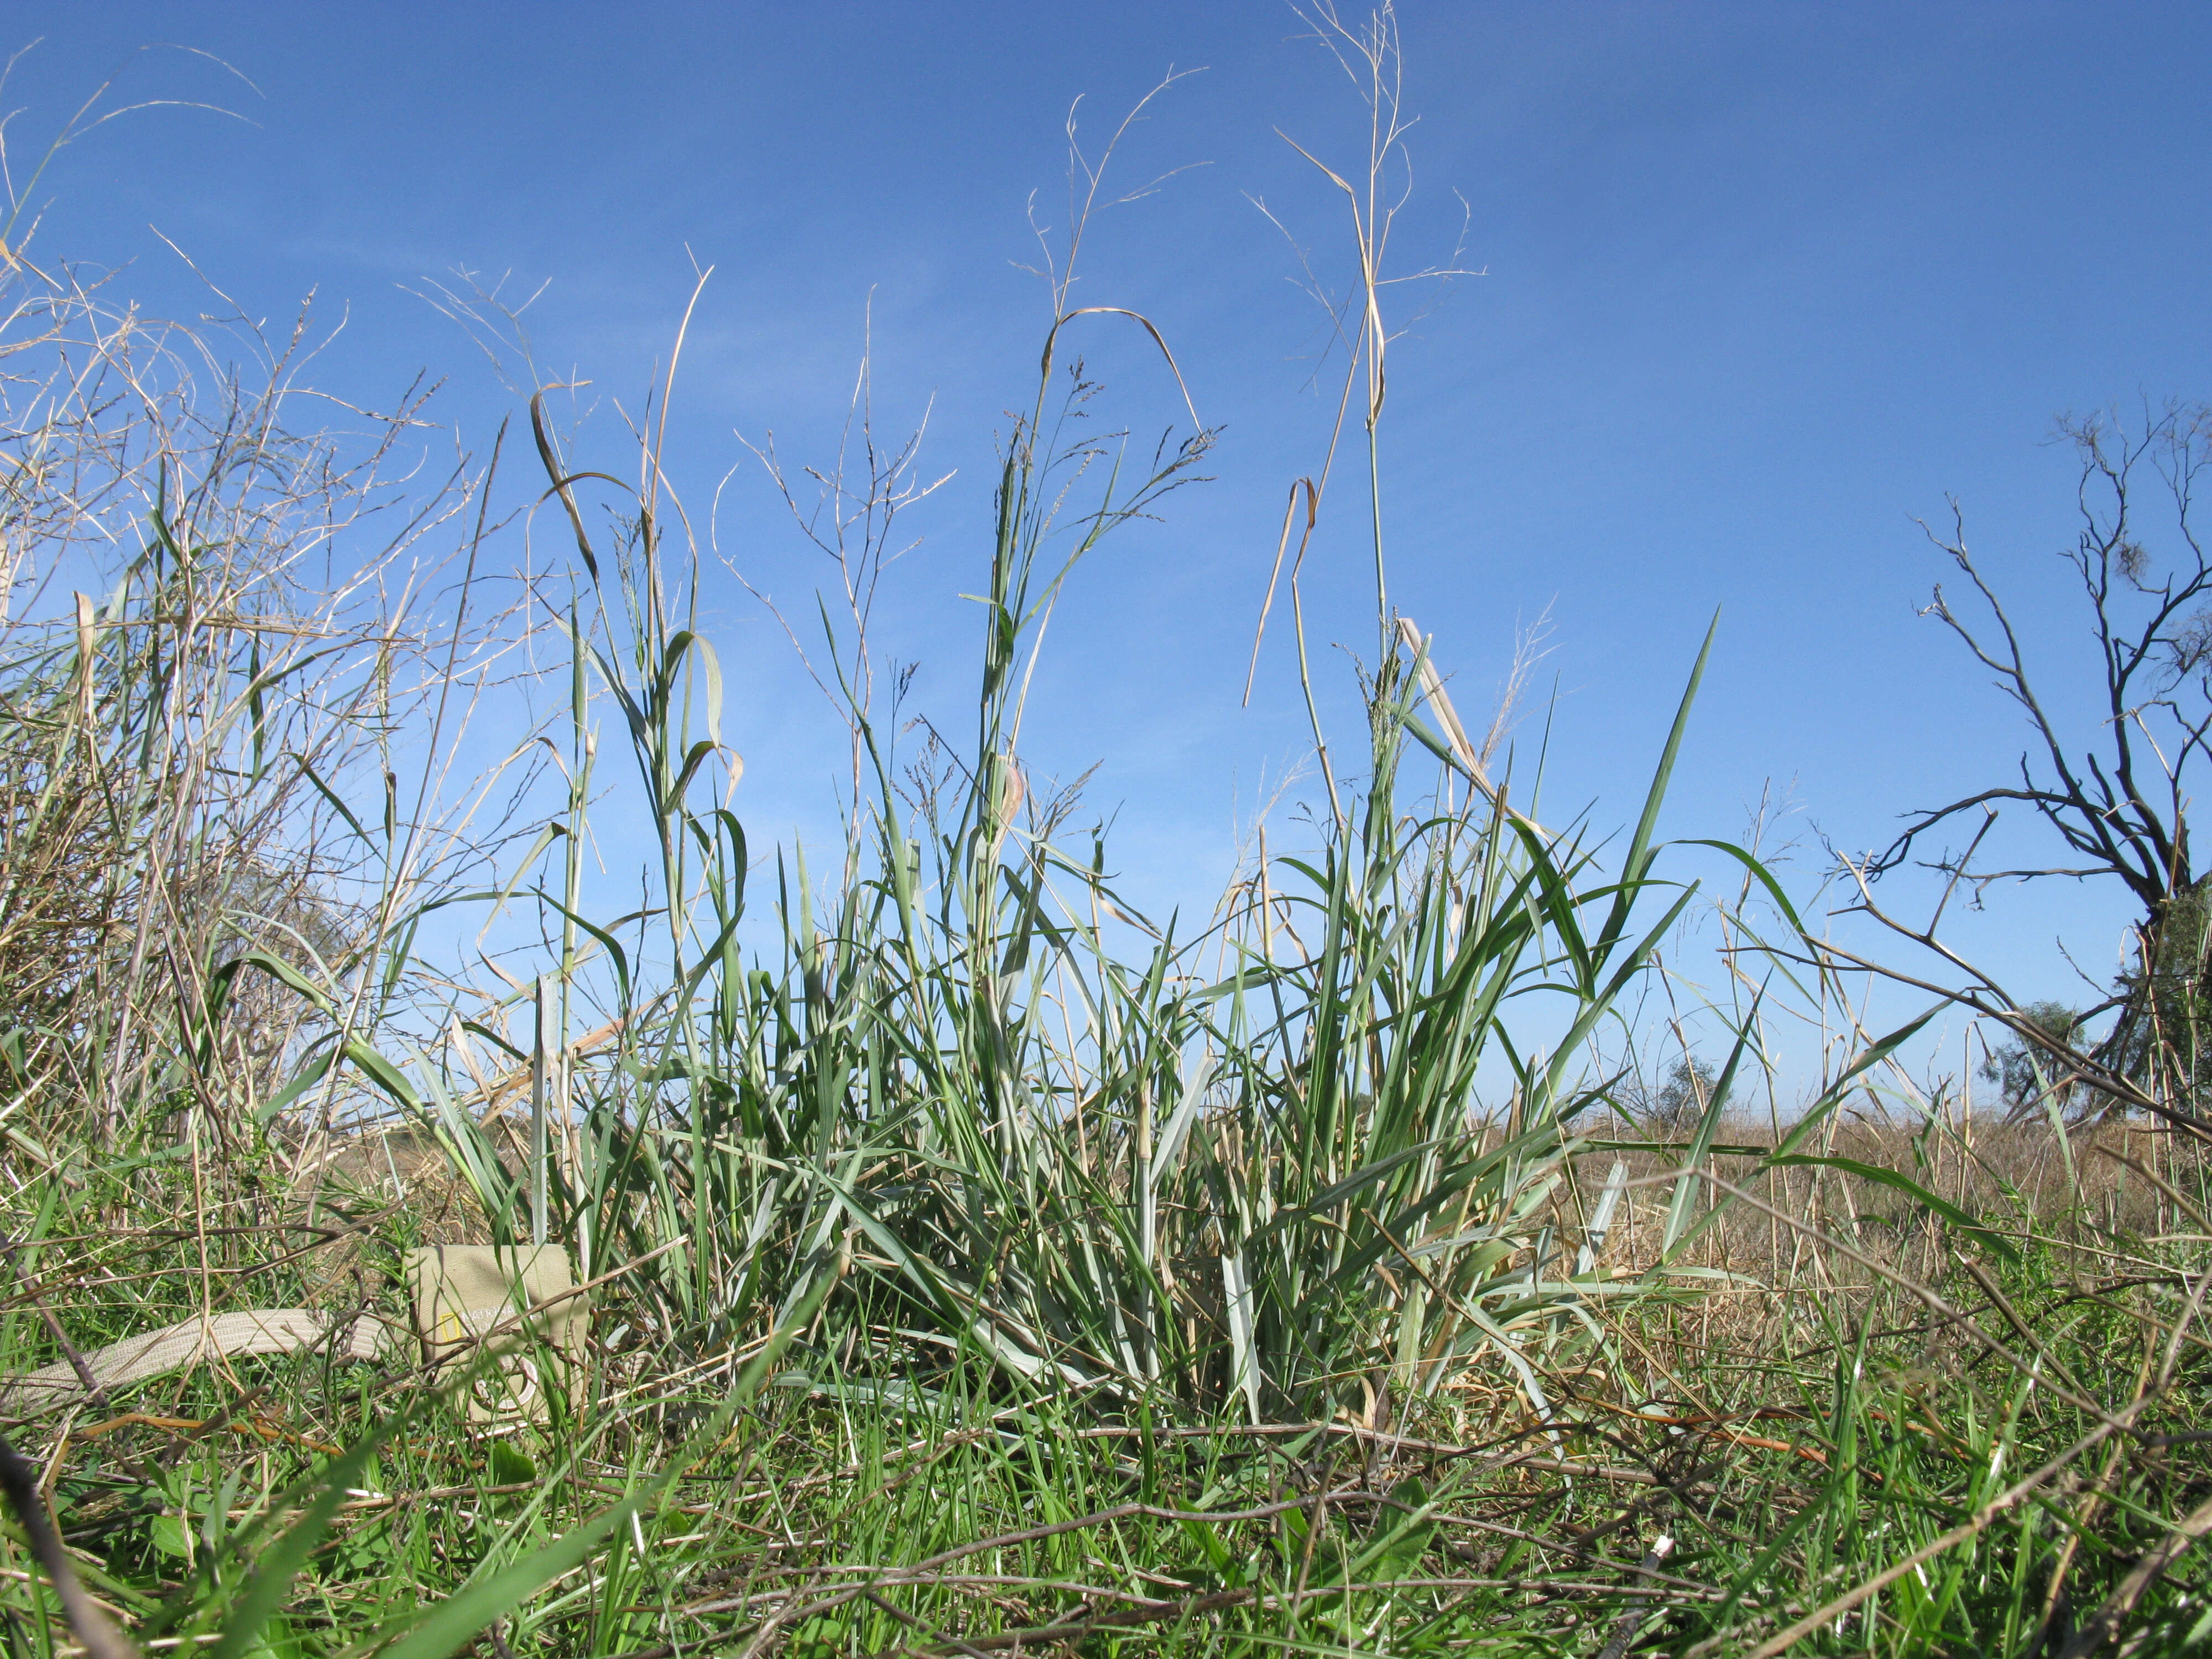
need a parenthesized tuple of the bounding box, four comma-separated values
(17, 2, 2212, 1082)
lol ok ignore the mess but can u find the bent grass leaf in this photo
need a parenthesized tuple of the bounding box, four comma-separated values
(1768, 1154, 2021, 1264)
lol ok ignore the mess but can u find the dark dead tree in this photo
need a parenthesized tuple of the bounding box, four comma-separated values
(1870, 404, 2212, 1120)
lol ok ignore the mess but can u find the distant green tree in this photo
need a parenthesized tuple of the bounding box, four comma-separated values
(1979, 1000, 2088, 1116)
(1630, 1055, 1717, 1136)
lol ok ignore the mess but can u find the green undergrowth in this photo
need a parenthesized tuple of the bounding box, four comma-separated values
(7, 1181, 2209, 1657)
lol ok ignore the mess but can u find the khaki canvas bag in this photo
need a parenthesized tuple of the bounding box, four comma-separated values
(403, 1244, 585, 1423)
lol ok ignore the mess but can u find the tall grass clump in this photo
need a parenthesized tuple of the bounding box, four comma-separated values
(1, 12, 2208, 1658)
